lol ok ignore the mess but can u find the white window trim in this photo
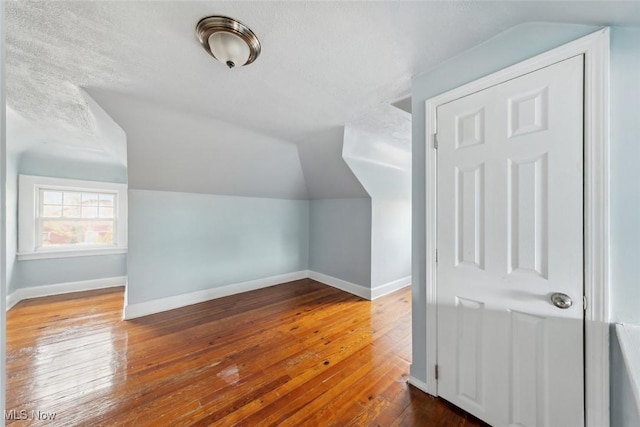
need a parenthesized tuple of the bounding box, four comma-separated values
(18, 175, 128, 260)
(413, 28, 610, 427)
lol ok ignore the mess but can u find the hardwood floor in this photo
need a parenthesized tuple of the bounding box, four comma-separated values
(6, 279, 488, 426)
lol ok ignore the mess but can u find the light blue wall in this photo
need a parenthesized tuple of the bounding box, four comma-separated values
(6, 85, 128, 293)
(371, 199, 412, 288)
(19, 152, 127, 184)
(12, 255, 126, 289)
(309, 198, 371, 287)
(8, 158, 127, 291)
(610, 26, 640, 427)
(410, 21, 600, 384)
(611, 326, 640, 427)
(610, 27, 640, 326)
(343, 105, 412, 289)
(127, 189, 309, 304)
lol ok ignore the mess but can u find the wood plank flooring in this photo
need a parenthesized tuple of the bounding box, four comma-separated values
(6, 279, 488, 426)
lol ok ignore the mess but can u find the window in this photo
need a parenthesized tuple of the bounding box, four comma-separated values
(40, 189, 116, 247)
(18, 175, 127, 260)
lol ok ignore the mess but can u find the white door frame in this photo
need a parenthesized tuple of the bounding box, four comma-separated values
(419, 28, 610, 427)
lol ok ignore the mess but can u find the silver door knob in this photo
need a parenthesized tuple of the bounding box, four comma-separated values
(551, 293, 573, 309)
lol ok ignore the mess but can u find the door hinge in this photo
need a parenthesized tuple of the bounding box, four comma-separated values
(583, 295, 588, 310)
(435, 364, 439, 380)
(434, 134, 438, 149)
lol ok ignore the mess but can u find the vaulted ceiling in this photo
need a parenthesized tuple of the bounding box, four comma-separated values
(6, 1, 640, 197)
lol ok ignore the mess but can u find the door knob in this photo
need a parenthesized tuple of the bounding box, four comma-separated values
(551, 293, 573, 309)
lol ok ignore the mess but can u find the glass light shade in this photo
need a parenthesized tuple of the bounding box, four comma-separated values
(208, 31, 251, 68)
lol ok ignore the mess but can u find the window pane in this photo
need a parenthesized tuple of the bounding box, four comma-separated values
(82, 207, 99, 218)
(62, 206, 81, 218)
(42, 205, 62, 217)
(81, 193, 100, 206)
(63, 192, 81, 206)
(42, 191, 63, 205)
(99, 193, 115, 207)
(42, 220, 114, 246)
(99, 207, 114, 219)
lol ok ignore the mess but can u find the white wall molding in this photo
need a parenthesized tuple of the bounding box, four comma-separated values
(6, 276, 127, 310)
(126, 270, 410, 320)
(421, 27, 610, 426)
(5, 293, 19, 312)
(307, 270, 370, 300)
(308, 270, 411, 300)
(5, 269, 411, 318)
(17, 248, 127, 261)
(123, 271, 308, 320)
(371, 276, 411, 300)
(408, 376, 430, 395)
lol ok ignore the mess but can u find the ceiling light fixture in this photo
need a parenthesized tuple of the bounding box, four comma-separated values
(196, 15, 261, 69)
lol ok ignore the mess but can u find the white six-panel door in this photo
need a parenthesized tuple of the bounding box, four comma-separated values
(436, 55, 584, 427)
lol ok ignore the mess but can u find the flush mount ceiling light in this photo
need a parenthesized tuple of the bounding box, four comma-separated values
(196, 15, 261, 69)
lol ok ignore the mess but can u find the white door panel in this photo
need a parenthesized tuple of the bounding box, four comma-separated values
(436, 55, 584, 427)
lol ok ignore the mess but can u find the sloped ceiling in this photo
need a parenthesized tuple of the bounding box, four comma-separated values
(6, 1, 640, 198)
(91, 90, 309, 199)
(344, 105, 411, 199)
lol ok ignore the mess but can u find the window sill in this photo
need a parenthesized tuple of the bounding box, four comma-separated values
(17, 247, 128, 261)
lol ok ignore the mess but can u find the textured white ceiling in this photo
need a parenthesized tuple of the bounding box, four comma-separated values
(6, 1, 640, 189)
(344, 104, 412, 199)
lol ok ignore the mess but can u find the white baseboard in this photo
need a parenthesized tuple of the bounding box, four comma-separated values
(408, 376, 433, 396)
(123, 270, 308, 320)
(125, 270, 408, 319)
(5, 270, 410, 318)
(307, 271, 411, 301)
(307, 270, 370, 299)
(6, 276, 127, 310)
(6, 292, 20, 311)
(371, 276, 411, 299)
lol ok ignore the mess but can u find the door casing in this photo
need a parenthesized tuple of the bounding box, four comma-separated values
(410, 28, 610, 427)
